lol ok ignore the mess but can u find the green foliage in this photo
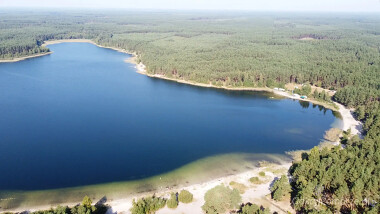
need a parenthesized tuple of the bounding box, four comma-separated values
(313, 90, 331, 102)
(69, 196, 97, 214)
(29, 196, 106, 214)
(70, 205, 96, 214)
(290, 138, 380, 213)
(166, 193, 178, 209)
(290, 65, 380, 213)
(130, 195, 166, 214)
(258, 171, 266, 177)
(323, 128, 342, 142)
(1, 12, 379, 101)
(31, 206, 70, 214)
(239, 203, 271, 214)
(334, 87, 379, 108)
(82, 196, 92, 208)
(294, 84, 312, 96)
(229, 181, 247, 194)
(270, 175, 291, 201)
(178, 190, 193, 203)
(202, 184, 241, 214)
(249, 177, 260, 184)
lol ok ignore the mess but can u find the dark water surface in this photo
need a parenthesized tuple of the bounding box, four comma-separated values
(0, 43, 340, 191)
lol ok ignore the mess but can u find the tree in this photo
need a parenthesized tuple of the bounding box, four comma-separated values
(202, 185, 241, 214)
(290, 135, 380, 213)
(178, 190, 193, 203)
(270, 175, 291, 201)
(356, 105, 366, 120)
(239, 203, 271, 214)
(29, 196, 108, 214)
(130, 195, 166, 214)
(82, 196, 92, 208)
(167, 193, 178, 209)
(313, 90, 319, 99)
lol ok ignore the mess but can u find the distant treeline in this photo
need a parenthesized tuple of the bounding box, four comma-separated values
(1, 11, 379, 92)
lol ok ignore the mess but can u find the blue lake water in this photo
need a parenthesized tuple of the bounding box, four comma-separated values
(0, 43, 340, 192)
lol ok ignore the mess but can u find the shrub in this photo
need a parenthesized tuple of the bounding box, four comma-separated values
(270, 175, 291, 201)
(259, 172, 266, 177)
(324, 128, 342, 142)
(31, 205, 70, 214)
(239, 203, 271, 214)
(82, 195, 92, 208)
(229, 181, 247, 194)
(178, 190, 193, 203)
(130, 195, 166, 214)
(249, 177, 260, 184)
(167, 193, 178, 209)
(71, 205, 96, 214)
(70, 196, 97, 214)
(202, 185, 241, 214)
(30, 196, 108, 214)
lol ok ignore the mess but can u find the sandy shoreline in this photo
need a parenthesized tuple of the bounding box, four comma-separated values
(106, 162, 293, 214)
(0, 39, 137, 64)
(4, 162, 292, 214)
(43, 39, 137, 58)
(0, 52, 52, 63)
(0, 39, 362, 214)
(135, 66, 360, 135)
(93, 40, 361, 213)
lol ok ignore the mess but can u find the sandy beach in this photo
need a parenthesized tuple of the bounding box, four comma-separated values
(42, 39, 97, 46)
(106, 162, 293, 214)
(0, 52, 52, 63)
(43, 39, 137, 57)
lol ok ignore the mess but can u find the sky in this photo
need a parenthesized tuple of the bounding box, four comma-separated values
(0, 0, 380, 12)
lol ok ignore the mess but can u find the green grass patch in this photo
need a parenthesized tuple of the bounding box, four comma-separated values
(229, 181, 247, 194)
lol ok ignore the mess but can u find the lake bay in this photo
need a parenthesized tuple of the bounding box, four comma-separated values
(0, 42, 340, 194)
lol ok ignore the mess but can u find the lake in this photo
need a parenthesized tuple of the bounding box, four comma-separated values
(0, 42, 341, 207)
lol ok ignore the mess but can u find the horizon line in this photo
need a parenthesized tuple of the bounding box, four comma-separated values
(1, 7, 380, 13)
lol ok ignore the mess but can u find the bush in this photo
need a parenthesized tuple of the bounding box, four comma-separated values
(270, 175, 291, 201)
(31, 205, 70, 214)
(82, 195, 92, 208)
(294, 84, 312, 96)
(130, 195, 166, 214)
(202, 185, 241, 214)
(178, 190, 193, 203)
(249, 177, 260, 184)
(71, 205, 96, 214)
(167, 193, 178, 209)
(324, 128, 342, 142)
(29, 196, 108, 214)
(239, 203, 271, 214)
(259, 172, 266, 177)
(229, 181, 247, 194)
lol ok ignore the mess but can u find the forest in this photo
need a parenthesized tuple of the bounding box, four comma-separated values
(0, 10, 379, 213)
(1, 11, 379, 92)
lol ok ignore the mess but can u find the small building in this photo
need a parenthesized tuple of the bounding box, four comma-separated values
(279, 88, 285, 92)
(293, 94, 300, 98)
(300, 95, 307, 99)
(274, 87, 279, 90)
